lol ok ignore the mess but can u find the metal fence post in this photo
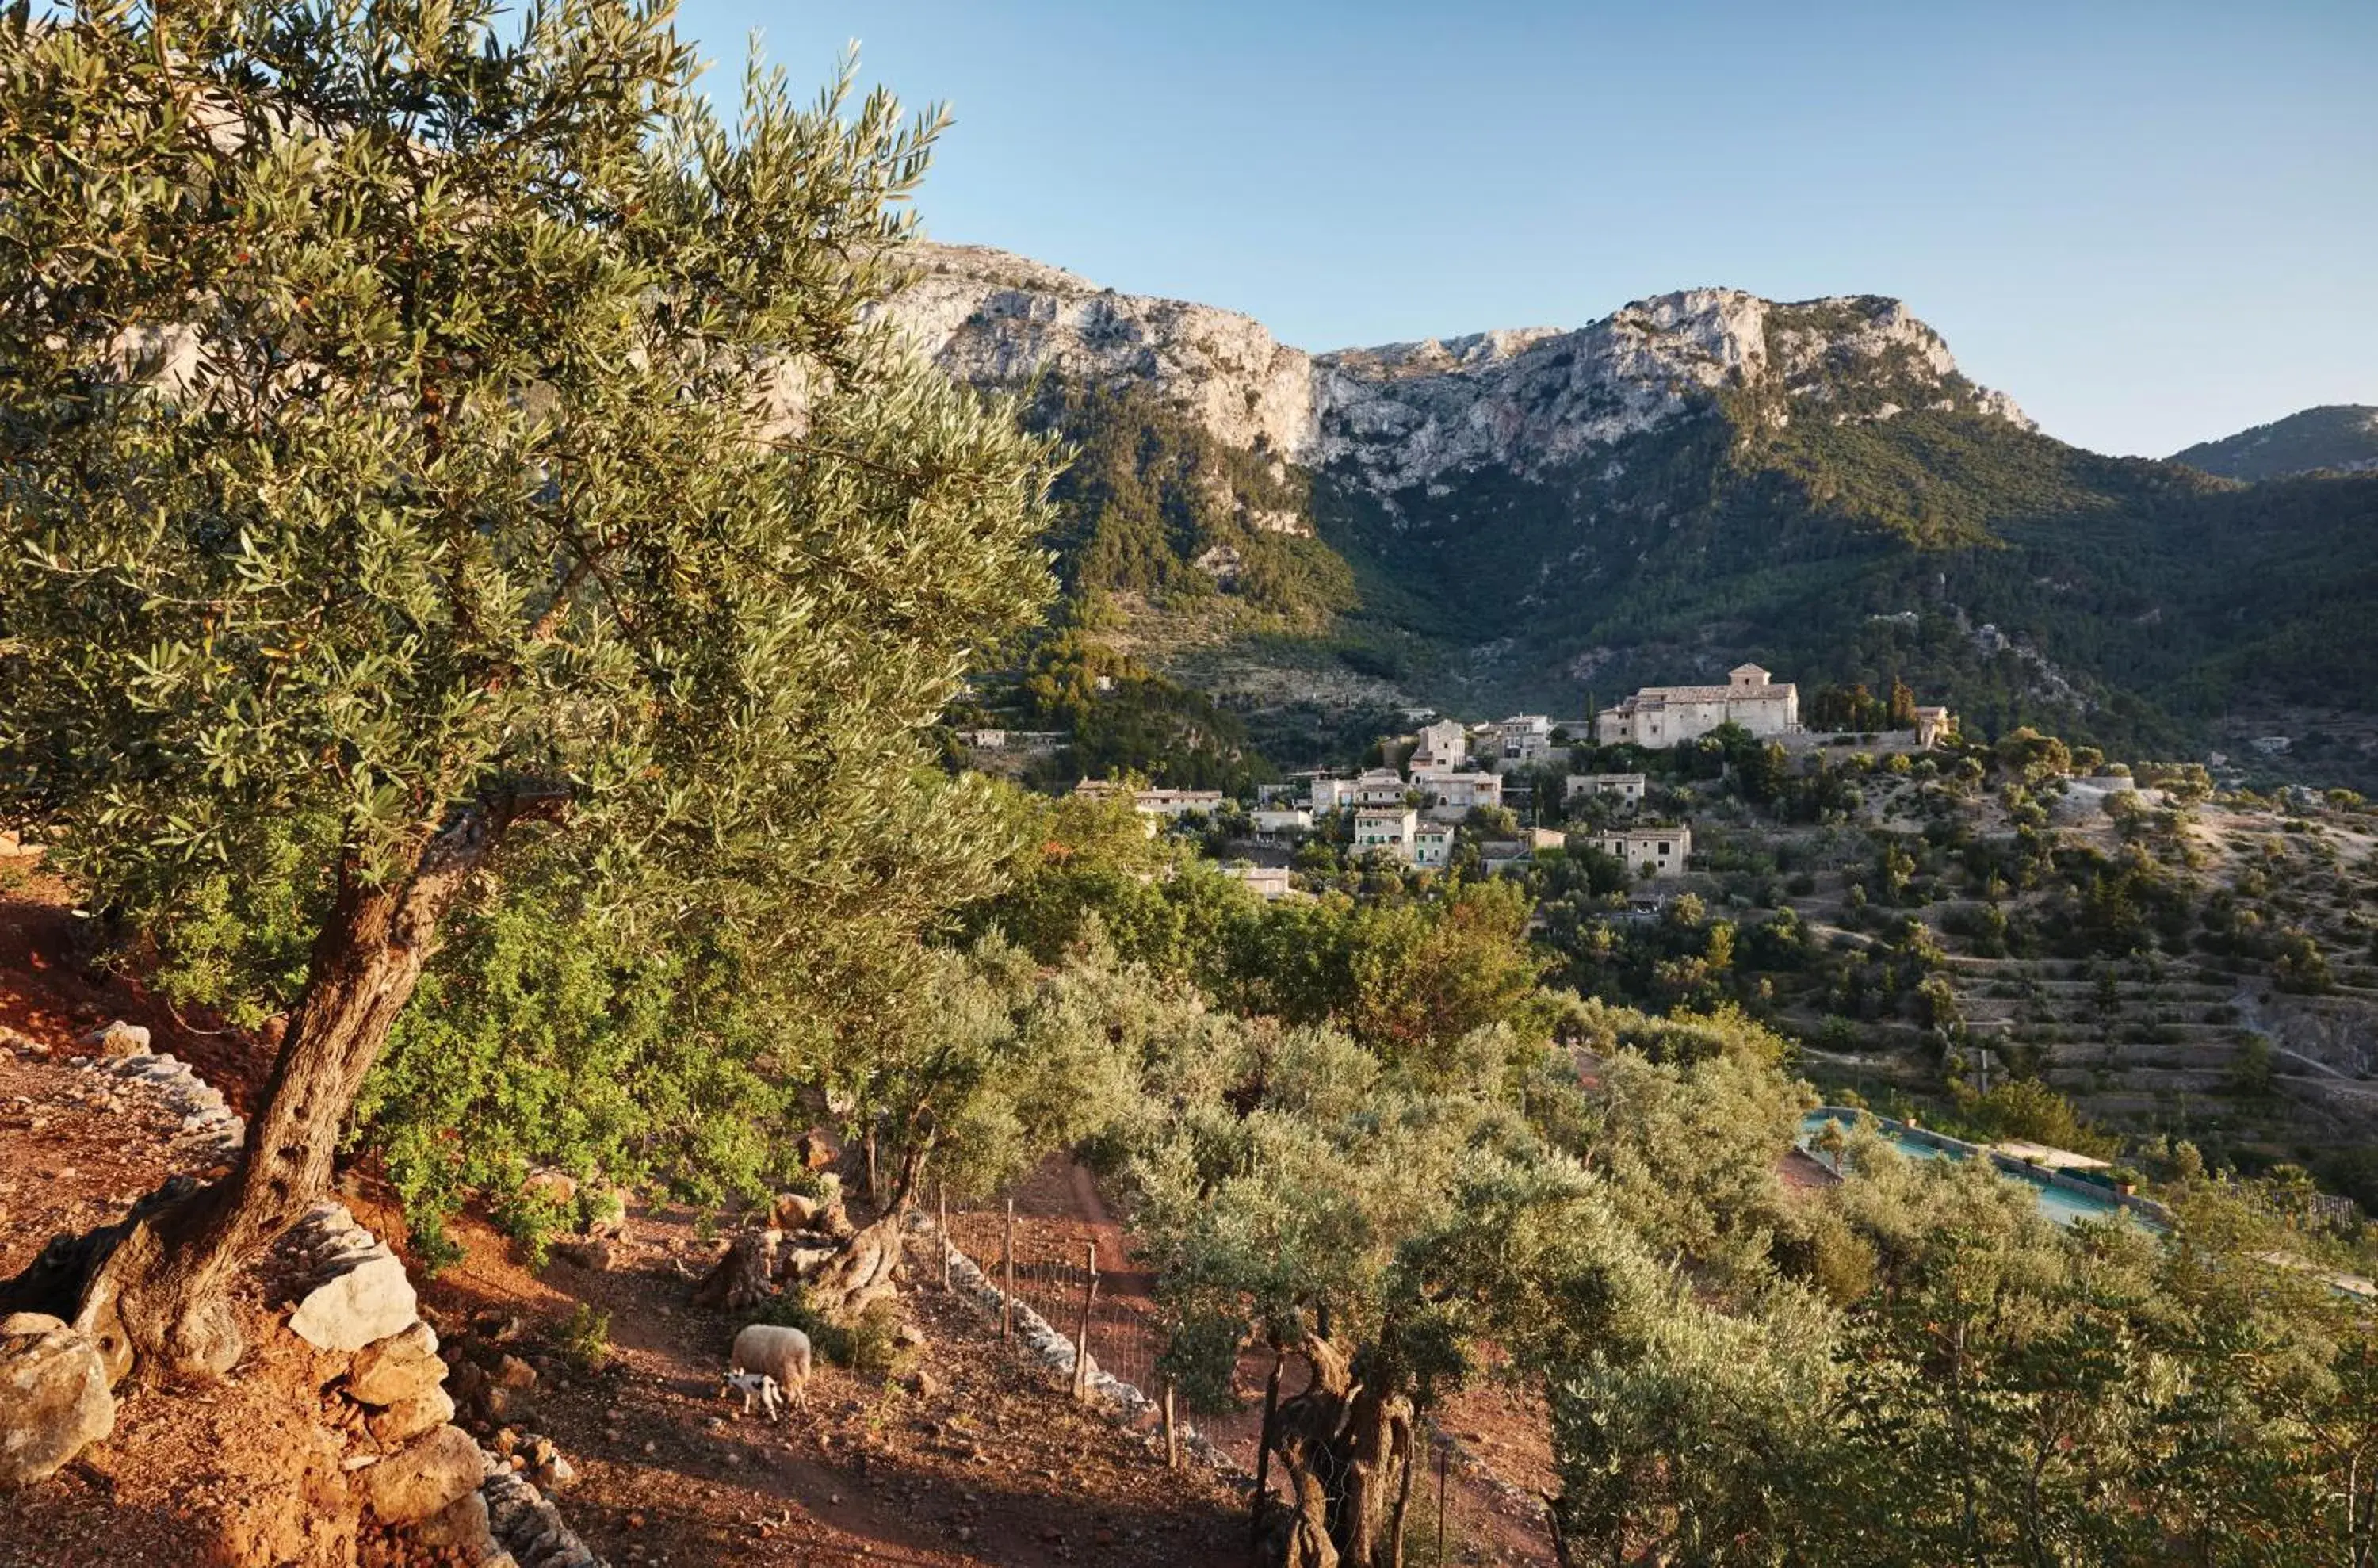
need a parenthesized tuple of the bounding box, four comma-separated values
(1000, 1198, 1015, 1339)
(1436, 1445, 1448, 1566)
(938, 1182, 951, 1291)
(1162, 1376, 1178, 1468)
(1072, 1239, 1099, 1402)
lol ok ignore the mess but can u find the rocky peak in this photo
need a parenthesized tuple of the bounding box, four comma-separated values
(884, 244, 2032, 494)
(889, 243, 1317, 456)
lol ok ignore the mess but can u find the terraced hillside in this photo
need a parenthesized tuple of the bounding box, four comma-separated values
(1521, 732, 2378, 1192)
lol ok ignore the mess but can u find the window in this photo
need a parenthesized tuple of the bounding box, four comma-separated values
(1658, 842, 1671, 855)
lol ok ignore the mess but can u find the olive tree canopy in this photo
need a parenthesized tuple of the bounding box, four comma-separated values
(0, 0, 1057, 1378)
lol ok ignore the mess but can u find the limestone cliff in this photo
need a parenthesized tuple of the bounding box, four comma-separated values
(885, 243, 2032, 493)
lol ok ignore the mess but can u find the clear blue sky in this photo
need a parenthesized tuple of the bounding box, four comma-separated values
(674, 1, 2375, 457)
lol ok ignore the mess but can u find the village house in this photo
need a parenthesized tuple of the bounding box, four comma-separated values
(1308, 775, 1357, 812)
(1412, 823, 1455, 868)
(1566, 772, 1648, 805)
(1412, 719, 1468, 769)
(1352, 806, 1418, 859)
(1225, 865, 1296, 901)
(1353, 767, 1411, 809)
(1415, 769, 1504, 820)
(1583, 824, 1693, 878)
(1475, 827, 1566, 876)
(1493, 714, 1559, 764)
(1913, 706, 1956, 748)
(1596, 665, 1799, 748)
(1252, 806, 1313, 837)
(1132, 787, 1225, 820)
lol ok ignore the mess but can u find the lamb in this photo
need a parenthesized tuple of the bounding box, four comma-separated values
(727, 1322, 812, 1416)
(721, 1369, 785, 1421)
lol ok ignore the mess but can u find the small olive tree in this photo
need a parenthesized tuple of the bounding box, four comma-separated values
(0, 0, 1056, 1378)
(1126, 1020, 1654, 1568)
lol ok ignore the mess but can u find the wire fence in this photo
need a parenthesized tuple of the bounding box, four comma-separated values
(938, 1190, 1168, 1398)
(929, 1183, 1550, 1566)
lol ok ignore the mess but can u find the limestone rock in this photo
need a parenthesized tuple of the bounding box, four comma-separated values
(82, 1020, 151, 1057)
(549, 1237, 614, 1272)
(365, 1384, 457, 1446)
(361, 1424, 483, 1525)
(349, 1320, 443, 1406)
(289, 1253, 418, 1352)
(518, 1169, 577, 1208)
(0, 1315, 115, 1489)
(882, 243, 2033, 499)
(489, 1352, 537, 1391)
(415, 1486, 494, 1552)
(769, 1191, 820, 1230)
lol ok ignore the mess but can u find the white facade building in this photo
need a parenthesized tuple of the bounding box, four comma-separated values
(1133, 787, 1225, 820)
(1352, 807, 1418, 859)
(1412, 824, 1454, 868)
(1309, 776, 1357, 812)
(1253, 807, 1313, 836)
(1353, 768, 1411, 809)
(1596, 665, 1799, 748)
(1414, 769, 1503, 817)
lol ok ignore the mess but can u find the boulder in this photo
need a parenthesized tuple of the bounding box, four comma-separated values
(550, 1237, 614, 1272)
(0, 1314, 115, 1489)
(519, 1169, 577, 1208)
(577, 1186, 628, 1237)
(365, 1384, 457, 1446)
(81, 1020, 151, 1057)
(348, 1320, 444, 1406)
(770, 1191, 822, 1230)
(489, 1352, 538, 1391)
(415, 1488, 495, 1552)
(289, 1255, 418, 1352)
(793, 1130, 837, 1172)
(360, 1424, 483, 1525)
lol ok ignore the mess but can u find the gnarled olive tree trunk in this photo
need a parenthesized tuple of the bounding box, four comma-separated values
(6, 803, 516, 1383)
(1264, 1334, 1419, 1568)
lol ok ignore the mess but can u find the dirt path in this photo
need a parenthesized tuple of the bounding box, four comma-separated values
(956, 1157, 1560, 1566)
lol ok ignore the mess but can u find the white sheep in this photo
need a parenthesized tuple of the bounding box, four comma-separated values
(721, 1369, 785, 1421)
(728, 1322, 812, 1416)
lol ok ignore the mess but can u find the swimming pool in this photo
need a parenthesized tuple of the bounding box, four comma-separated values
(1797, 1109, 2166, 1231)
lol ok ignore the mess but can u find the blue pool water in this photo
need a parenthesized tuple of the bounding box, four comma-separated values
(1797, 1110, 2158, 1230)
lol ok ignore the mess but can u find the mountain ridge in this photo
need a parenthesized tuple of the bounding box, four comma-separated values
(894, 242, 2378, 787)
(891, 243, 2032, 495)
(2172, 404, 2378, 480)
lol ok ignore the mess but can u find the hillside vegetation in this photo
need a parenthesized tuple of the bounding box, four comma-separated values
(2173, 403, 2378, 479)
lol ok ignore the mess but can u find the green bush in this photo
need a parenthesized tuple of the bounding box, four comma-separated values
(752, 1288, 910, 1377)
(557, 1303, 613, 1373)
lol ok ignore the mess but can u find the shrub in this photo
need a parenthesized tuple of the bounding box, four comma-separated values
(557, 1303, 613, 1373)
(496, 1185, 576, 1271)
(753, 1288, 911, 1376)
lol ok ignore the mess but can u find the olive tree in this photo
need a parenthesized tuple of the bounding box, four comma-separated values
(1126, 1019, 1654, 1568)
(0, 0, 1056, 1378)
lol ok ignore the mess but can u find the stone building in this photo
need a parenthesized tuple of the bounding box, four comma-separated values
(1596, 665, 1799, 748)
(1413, 768, 1504, 820)
(1412, 720, 1468, 769)
(1566, 772, 1647, 805)
(1581, 824, 1692, 878)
